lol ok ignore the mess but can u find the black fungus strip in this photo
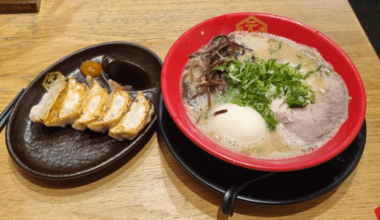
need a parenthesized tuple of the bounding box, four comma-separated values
(205, 87, 212, 109)
(214, 109, 228, 116)
(189, 91, 205, 100)
(183, 34, 254, 110)
(181, 73, 190, 98)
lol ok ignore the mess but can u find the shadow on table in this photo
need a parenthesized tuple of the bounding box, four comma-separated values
(9, 123, 157, 196)
(157, 132, 357, 219)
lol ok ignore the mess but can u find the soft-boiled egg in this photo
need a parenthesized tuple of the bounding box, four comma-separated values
(214, 103, 266, 143)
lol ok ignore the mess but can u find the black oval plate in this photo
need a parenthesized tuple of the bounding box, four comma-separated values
(158, 94, 366, 205)
(6, 42, 162, 180)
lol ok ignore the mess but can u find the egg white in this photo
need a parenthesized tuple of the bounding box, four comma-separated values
(214, 103, 267, 143)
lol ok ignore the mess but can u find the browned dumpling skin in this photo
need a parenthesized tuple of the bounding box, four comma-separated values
(30, 73, 154, 141)
(29, 77, 66, 123)
(44, 76, 88, 127)
(109, 91, 154, 141)
(72, 76, 109, 131)
(88, 80, 132, 133)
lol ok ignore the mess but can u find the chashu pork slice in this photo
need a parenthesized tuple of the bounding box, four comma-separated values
(44, 76, 89, 127)
(72, 75, 109, 131)
(88, 80, 132, 133)
(109, 91, 154, 141)
(29, 76, 66, 123)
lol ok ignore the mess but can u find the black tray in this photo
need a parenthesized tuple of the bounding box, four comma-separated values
(158, 94, 366, 205)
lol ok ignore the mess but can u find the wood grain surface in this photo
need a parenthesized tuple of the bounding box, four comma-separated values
(0, 0, 379, 219)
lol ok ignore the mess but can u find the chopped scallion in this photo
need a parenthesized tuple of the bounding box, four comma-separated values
(216, 58, 316, 131)
(294, 64, 302, 71)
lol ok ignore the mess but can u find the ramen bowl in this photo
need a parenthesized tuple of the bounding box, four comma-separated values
(161, 12, 366, 172)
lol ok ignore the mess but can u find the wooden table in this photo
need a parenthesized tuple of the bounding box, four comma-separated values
(0, 0, 379, 219)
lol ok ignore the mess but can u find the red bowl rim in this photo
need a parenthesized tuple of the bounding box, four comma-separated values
(161, 12, 366, 172)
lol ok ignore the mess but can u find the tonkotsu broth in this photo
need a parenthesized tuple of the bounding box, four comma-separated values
(181, 32, 349, 159)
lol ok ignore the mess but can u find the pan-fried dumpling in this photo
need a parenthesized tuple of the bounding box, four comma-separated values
(109, 91, 154, 141)
(72, 76, 109, 131)
(29, 77, 66, 123)
(44, 76, 89, 127)
(88, 80, 132, 133)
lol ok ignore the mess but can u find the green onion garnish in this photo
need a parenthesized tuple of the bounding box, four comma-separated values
(214, 58, 316, 131)
(294, 64, 302, 71)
